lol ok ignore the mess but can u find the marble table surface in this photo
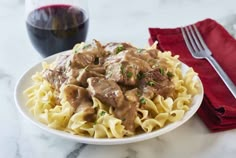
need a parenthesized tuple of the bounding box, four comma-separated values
(1, 0, 236, 157)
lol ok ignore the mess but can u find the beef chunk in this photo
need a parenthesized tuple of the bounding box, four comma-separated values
(63, 85, 96, 122)
(104, 50, 151, 72)
(142, 86, 155, 99)
(70, 53, 95, 68)
(103, 42, 134, 55)
(87, 77, 124, 108)
(114, 101, 137, 132)
(140, 49, 158, 59)
(139, 68, 174, 98)
(65, 68, 80, 85)
(42, 55, 70, 90)
(121, 102, 137, 132)
(66, 65, 105, 87)
(54, 55, 70, 70)
(74, 39, 104, 55)
(105, 62, 123, 81)
(105, 61, 139, 86)
(70, 40, 104, 68)
(124, 88, 139, 102)
(74, 65, 105, 87)
(63, 85, 90, 108)
(43, 69, 67, 90)
(104, 50, 151, 86)
(77, 66, 105, 87)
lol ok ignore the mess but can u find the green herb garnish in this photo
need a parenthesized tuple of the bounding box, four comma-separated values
(116, 45, 124, 54)
(126, 71, 133, 78)
(159, 68, 165, 75)
(147, 81, 155, 86)
(83, 44, 91, 49)
(120, 65, 125, 74)
(140, 98, 146, 104)
(136, 91, 141, 97)
(167, 71, 174, 78)
(100, 111, 106, 116)
(137, 48, 144, 53)
(122, 118, 126, 121)
(137, 72, 145, 80)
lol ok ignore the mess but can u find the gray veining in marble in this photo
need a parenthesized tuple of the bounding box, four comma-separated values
(66, 144, 87, 158)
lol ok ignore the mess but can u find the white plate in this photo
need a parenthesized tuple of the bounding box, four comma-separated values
(14, 50, 204, 145)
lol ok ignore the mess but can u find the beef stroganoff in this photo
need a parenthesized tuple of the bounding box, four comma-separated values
(24, 40, 200, 138)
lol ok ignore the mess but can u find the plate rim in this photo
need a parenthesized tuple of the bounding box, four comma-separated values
(14, 50, 204, 145)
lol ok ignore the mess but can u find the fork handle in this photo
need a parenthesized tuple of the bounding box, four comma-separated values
(206, 55, 236, 98)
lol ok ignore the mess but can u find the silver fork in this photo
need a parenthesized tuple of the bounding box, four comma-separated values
(181, 24, 236, 98)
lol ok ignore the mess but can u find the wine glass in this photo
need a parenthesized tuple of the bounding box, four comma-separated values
(25, 0, 89, 57)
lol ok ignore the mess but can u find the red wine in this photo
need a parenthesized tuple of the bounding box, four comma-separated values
(26, 4, 89, 57)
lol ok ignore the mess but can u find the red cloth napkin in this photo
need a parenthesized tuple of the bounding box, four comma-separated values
(149, 18, 236, 132)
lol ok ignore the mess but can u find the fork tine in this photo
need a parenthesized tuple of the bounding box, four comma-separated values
(189, 25, 203, 51)
(181, 27, 195, 53)
(184, 26, 199, 52)
(193, 24, 208, 50)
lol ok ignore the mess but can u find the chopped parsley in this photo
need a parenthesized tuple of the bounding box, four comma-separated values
(139, 98, 146, 104)
(159, 68, 165, 75)
(137, 48, 144, 53)
(116, 45, 124, 54)
(120, 65, 125, 74)
(100, 111, 106, 116)
(122, 118, 126, 121)
(167, 71, 174, 78)
(136, 91, 141, 97)
(137, 72, 145, 80)
(83, 44, 91, 49)
(147, 80, 155, 86)
(126, 71, 133, 78)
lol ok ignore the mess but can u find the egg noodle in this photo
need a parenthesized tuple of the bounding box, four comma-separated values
(24, 42, 201, 138)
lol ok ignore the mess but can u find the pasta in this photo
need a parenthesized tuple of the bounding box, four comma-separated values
(24, 40, 201, 138)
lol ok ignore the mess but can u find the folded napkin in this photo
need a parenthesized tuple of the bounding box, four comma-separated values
(149, 19, 236, 132)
